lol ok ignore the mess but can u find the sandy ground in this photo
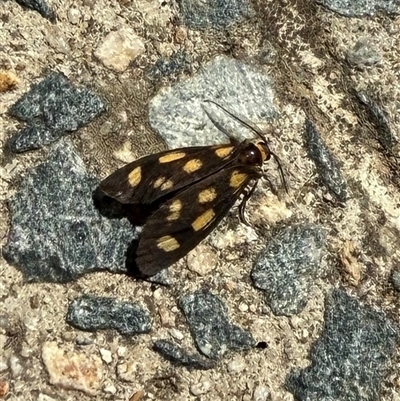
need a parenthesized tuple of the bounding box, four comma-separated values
(1, 0, 400, 400)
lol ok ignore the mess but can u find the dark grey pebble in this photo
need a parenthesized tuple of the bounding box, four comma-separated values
(286, 288, 398, 401)
(252, 224, 326, 316)
(304, 118, 348, 202)
(179, 289, 255, 359)
(7, 72, 106, 152)
(3, 140, 136, 283)
(178, 0, 253, 29)
(356, 91, 397, 152)
(15, 0, 56, 21)
(153, 340, 216, 370)
(316, 0, 400, 17)
(66, 294, 152, 336)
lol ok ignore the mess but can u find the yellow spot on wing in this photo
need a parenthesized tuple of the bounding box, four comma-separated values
(154, 177, 173, 191)
(230, 170, 248, 188)
(159, 152, 186, 163)
(128, 167, 142, 187)
(198, 188, 217, 203)
(153, 177, 165, 188)
(167, 199, 182, 221)
(161, 179, 173, 191)
(215, 146, 234, 158)
(192, 209, 215, 231)
(157, 235, 180, 252)
(183, 159, 203, 173)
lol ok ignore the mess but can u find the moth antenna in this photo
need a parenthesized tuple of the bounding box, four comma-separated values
(204, 100, 268, 143)
(201, 104, 240, 146)
(270, 151, 288, 194)
(204, 100, 288, 193)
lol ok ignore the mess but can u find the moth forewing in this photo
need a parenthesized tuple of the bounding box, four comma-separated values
(99, 144, 240, 205)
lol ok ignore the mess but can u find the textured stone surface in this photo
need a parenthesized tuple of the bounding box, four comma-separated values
(316, 0, 400, 17)
(304, 118, 348, 202)
(252, 224, 326, 316)
(153, 339, 216, 370)
(149, 56, 278, 148)
(94, 28, 146, 72)
(178, 0, 253, 29)
(66, 295, 152, 335)
(148, 51, 192, 79)
(286, 288, 398, 401)
(7, 73, 106, 152)
(180, 290, 255, 359)
(3, 141, 135, 282)
(42, 341, 103, 396)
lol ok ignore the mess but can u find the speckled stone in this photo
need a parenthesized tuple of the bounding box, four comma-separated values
(3, 140, 136, 282)
(7, 72, 106, 152)
(153, 340, 216, 370)
(252, 224, 326, 316)
(180, 289, 255, 359)
(316, 0, 400, 17)
(286, 288, 398, 401)
(304, 118, 348, 202)
(178, 0, 253, 29)
(149, 56, 278, 149)
(66, 294, 152, 335)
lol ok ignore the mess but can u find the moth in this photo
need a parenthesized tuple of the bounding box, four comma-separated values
(99, 102, 285, 276)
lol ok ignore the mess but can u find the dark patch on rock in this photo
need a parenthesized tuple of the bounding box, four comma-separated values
(3, 140, 135, 283)
(153, 340, 216, 370)
(7, 72, 106, 152)
(286, 288, 398, 401)
(178, 0, 253, 29)
(66, 294, 152, 335)
(15, 0, 56, 21)
(252, 224, 326, 316)
(179, 289, 255, 359)
(356, 91, 397, 152)
(148, 52, 192, 80)
(304, 118, 348, 202)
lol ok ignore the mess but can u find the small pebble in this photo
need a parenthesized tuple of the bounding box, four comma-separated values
(190, 380, 211, 396)
(100, 348, 113, 364)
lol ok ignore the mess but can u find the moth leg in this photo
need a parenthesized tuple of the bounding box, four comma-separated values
(239, 181, 259, 225)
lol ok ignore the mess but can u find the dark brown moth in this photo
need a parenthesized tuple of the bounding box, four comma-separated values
(100, 102, 285, 276)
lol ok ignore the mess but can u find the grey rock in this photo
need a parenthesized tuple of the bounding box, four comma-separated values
(178, 0, 253, 29)
(8, 72, 106, 152)
(3, 140, 136, 283)
(149, 56, 278, 149)
(286, 288, 398, 401)
(153, 340, 216, 370)
(180, 289, 255, 359)
(252, 224, 326, 316)
(316, 0, 400, 17)
(346, 38, 381, 68)
(304, 118, 348, 202)
(66, 294, 152, 335)
(148, 51, 192, 80)
(356, 91, 397, 152)
(15, 0, 56, 21)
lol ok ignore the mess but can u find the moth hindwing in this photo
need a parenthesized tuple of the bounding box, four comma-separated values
(99, 138, 275, 276)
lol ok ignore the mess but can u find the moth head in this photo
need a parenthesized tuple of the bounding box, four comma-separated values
(239, 140, 271, 166)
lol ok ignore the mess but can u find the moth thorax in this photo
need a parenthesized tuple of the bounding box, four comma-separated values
(239, 142, 271, 166)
